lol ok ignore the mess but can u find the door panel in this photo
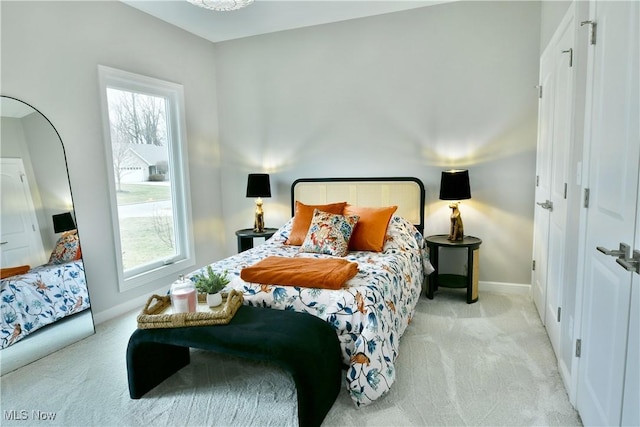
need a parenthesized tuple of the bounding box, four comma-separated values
(622, 271, 639, 426)
(532, 32, 556, 324)
(0, 158, 46, 267)
(577, 2, 639, 425)
(532, 7, 575, 359)
(545, 13, 574, 354)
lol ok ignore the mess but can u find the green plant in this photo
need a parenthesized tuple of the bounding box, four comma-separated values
(193, 266, 230, 294)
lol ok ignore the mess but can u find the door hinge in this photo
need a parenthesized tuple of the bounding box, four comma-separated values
(557, 307, 561, 322)
(584, 188, 590, 208)
(564, 182, 568, 199)
(536, 85, 543, 99)
(536, 175, 540, 187)
(561, 48, 573, 67)
(581, 20, 597, 45)
(532, 260, 536, 271)
(575, 339, 582, 357)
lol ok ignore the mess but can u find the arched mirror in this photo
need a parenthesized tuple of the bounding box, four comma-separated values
(0, 96, 95, 375)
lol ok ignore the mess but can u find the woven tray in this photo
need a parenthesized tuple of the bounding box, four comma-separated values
(137, 289, 244, 329)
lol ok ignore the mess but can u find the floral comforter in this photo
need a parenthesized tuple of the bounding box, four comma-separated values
(191, 216, 433, 407)
(0, 260, 90, 349)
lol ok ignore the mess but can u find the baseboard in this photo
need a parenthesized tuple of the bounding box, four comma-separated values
(92, 287, 169, 325)
(479, 281, 531, 295)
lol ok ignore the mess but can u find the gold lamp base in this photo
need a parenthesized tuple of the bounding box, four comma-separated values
(448, 202, 464, 241)
(253, 197, 265, 233)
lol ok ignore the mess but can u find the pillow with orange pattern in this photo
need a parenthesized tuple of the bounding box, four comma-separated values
(48, 230, 82, 265)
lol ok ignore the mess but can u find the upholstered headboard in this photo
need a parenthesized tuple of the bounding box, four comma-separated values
(291, 177, 425, 234)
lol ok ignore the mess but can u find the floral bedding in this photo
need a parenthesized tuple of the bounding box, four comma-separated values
(0, 260, 90, 349)
(190, 215, 433, 407)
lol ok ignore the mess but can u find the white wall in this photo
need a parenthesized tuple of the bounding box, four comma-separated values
(1, 1, 224, 316)
(214, 1, 542, 285)
(540, 1, 572, 53)
(23, 110, 72, 252)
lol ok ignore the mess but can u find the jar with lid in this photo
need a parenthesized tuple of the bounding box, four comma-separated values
(170, 275, 196, 313)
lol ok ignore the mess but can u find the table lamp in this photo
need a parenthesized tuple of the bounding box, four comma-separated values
(439, 169, 471, 241)
(246, 173, 271, 232)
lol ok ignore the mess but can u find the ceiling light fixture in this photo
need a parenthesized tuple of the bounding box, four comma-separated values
(187, 0, 254, 12)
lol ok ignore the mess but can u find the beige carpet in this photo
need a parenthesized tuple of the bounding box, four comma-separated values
(0, 290, 581, 426)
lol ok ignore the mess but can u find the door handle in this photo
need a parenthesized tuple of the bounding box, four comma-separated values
(616, 250, 640, 275)
(536, 200, 554, 211)
(597, 243, 631, 259)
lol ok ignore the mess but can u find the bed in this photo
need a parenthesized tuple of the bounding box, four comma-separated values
(0, 259, 91, 350)
(188, 177, 433, 407)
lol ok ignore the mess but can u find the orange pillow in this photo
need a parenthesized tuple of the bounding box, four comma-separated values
(344, 205, 398, 252)
(285, 201, 347, 245)
(1, 265, 30, 279)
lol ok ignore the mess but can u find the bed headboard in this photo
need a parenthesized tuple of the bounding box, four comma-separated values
(291, 177, 425, 234)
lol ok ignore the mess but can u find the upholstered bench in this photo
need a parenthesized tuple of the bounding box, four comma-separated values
(126, 305, 342, 427)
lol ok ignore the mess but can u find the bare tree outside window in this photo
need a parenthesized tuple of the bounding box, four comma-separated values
(109, 90, 167, 146)
(110, 143, 137, 192)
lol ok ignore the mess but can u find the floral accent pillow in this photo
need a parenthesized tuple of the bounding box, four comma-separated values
(48, 231, 82, 265)
(300, 209, 359, 257)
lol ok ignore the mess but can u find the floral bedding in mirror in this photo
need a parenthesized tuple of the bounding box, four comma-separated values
(0, 96, 95, 375)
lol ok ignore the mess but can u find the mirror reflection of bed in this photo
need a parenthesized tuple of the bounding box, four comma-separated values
(0, 96, 95, 375)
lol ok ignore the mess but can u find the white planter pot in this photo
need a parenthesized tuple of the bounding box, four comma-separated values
(206, 292, 222, 307)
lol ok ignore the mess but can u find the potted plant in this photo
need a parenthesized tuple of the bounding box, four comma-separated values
(193, 266, 230, 307)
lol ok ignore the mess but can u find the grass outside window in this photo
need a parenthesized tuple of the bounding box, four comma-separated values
(116, 183, 173, 270)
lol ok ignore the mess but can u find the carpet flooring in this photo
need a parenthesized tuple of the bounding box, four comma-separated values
(0, 289, 582, 426)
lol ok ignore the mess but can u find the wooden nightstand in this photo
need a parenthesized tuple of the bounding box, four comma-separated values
(425, 234, 482, 304)
(235, 228, 278, 253)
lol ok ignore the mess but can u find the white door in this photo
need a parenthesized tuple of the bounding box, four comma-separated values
(0, 158, 47, 267)
(622, 184, 639, 426)
(545, 12, 574, 355)
(532, 6, 575, 357)
(577, 2, 639, 426)
(532, 44, 554, 324)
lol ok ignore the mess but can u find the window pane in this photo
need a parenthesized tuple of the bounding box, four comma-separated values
(105, 88, 178, 273)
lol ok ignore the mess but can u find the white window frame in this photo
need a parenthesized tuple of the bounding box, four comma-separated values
(98, 65, 194, 292)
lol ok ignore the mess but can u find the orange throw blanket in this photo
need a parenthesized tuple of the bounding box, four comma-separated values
(240, 256, 358, 290)
(1, 265, 30, 280)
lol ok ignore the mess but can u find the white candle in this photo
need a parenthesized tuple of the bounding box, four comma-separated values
(171, 287, 196, 313)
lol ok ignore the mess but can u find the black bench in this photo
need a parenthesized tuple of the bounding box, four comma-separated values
(127, 305, 343, 427)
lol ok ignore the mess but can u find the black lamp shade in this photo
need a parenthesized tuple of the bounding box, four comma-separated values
(53, 212, 76, 233)
(439, 170, 471, 200)
(246, 173, 271, 198)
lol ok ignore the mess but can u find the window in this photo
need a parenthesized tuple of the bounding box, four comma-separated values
(98, 66, 194, 291)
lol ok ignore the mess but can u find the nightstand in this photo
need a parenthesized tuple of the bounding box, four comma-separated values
(235, 228, 278, 253)
(425, 234, 482, 304)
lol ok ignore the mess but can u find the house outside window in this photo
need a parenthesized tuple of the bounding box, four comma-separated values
(98, 66, 194, 292)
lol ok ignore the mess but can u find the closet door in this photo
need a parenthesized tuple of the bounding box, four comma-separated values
(576, 1, 639, 425)
(532, 46, 554, 324)
(622, 199, 639, 425)
(532, 5, 575, 356)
